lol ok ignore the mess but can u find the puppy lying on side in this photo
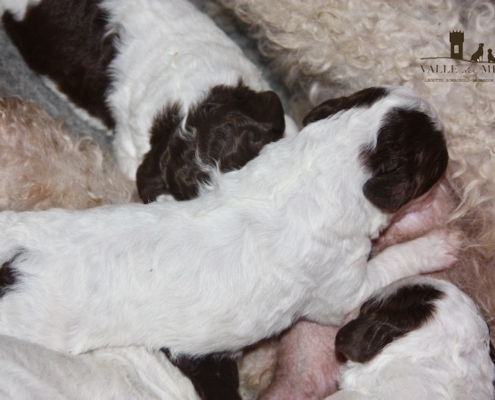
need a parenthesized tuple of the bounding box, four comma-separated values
(330, 276, 495, 400)
(0, 87, 456, 358)
(1, 0, 297, 203)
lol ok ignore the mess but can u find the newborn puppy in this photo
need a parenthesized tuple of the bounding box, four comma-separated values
(330, 276, 495, 400)
(1, 0, 296, 202)
(0, 87, 456, 360)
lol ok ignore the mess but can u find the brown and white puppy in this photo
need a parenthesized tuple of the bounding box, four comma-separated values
(0, 86, 456, 362)
(1, 0, 297, 203)
(252, 90, 459, 400)
(330, 277, 495, 400)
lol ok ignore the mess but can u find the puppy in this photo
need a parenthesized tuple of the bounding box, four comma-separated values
(0, 334, 200, 400)
(0, 86, 456, 358)
(0, 0, 297, 202)
(331, 276, 495, 400)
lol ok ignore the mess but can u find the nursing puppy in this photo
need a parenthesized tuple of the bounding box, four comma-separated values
(0, 0, 295, 202)
(0, 87, 456, 358)
(330, 276, 495, 400)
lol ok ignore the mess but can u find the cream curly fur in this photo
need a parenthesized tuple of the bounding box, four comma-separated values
(215, 0, 495, 397)
(0, 95, 137, 211)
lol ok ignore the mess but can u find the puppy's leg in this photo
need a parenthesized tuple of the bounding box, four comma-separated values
(260, 321, 340, 400)
(363, 229, 459, 298)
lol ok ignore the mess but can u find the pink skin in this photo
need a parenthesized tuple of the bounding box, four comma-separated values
(260, 179, 458, 399)
(371, 181, 456, 256)
(260, 321, 341, 400)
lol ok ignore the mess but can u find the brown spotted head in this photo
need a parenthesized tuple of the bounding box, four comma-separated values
(303, 86, 448, 214)
(335, 279, 444, 363)
(137, 82, 285, 202)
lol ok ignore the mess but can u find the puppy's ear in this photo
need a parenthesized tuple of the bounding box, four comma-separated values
(335, 316, 406, 363)
(336, 283, 444, 363)
(303, 87, 389, 126)
(187, 85, 286, 176)
(362, 165, 415, 213)
(136, 104, 182, 203)
(302, 100, 340, 126)
(244, 90, 285, 136)
(361, 108, 448, 213)
(214, 90, 285, 171)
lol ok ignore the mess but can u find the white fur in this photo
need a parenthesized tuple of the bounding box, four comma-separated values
(327, 277, 495, 400)
(0, 334, 199, 400)
(0, 87, 456, 356)
(0, 0, 40, 19)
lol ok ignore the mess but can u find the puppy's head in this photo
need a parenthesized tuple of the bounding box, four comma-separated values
(335, 279, 444, 363)
(136, 83, 285, 202)
(303, 86, 449, 213)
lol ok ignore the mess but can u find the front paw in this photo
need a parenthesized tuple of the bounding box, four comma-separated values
(416, 229, 461, 273)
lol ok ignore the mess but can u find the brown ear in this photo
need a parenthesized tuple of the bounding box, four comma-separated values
(302, 99, 341, 126)
(361, 107, 449, 213)
(335, 316, 407, 363)
(336, 283, 443, 363)
(244, 90, 285, 136)
(303, 87, 389, 126)
(136, 104, 182, 203)
(362, 165, 415, 213)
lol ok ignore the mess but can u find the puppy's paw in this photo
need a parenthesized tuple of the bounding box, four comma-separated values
(418, 229, 461, 272)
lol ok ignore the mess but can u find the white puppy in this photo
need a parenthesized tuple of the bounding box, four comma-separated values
(0, 86, 456, 357)
(330, 276, 495, 400)
(1, 0, 298, 202)
(0, 334, 199, 400)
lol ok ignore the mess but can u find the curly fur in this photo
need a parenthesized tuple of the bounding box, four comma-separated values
(0, 94, 137, 211)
